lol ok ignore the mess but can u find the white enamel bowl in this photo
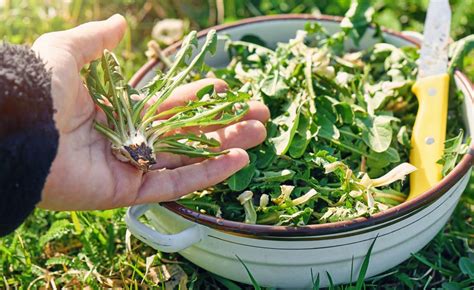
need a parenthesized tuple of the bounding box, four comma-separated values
(126, 15, 474, 288)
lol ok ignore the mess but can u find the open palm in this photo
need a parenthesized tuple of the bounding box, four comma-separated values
(32, 15, 268, 211)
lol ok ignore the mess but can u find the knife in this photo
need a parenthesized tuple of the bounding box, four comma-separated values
(407, 0, 451, 201)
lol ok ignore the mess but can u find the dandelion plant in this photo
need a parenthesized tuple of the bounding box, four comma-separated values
(86, 30, 250, 171)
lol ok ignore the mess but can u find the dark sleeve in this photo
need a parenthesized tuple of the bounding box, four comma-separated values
(0, 43, 59, 237)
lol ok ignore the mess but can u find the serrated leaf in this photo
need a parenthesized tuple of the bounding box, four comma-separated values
(289, 112, 314, 158)
(196, 84, 215, 100)
(206, 29, 218, 55)
(439, 130, 470, 176)
(193, 29, 218, 70)
(172, 30, 198, 69)
(155, 139, 225, 158)
(270, 99, 301, 155)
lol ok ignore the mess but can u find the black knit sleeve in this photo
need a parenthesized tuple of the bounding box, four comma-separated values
(0, 43, 59, 237)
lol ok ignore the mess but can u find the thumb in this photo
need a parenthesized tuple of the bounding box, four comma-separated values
(33, 14, 127, 70)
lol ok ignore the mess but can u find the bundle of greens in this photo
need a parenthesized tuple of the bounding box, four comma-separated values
(86, 30, 250, 171)
(178, 7, 471, 225)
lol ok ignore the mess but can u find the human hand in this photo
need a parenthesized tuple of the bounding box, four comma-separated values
(32, 15, 269, 211)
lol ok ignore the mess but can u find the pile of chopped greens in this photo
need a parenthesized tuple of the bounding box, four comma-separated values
(178, 9, 472, 226)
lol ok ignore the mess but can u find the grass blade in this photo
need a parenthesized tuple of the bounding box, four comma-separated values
(355, 236, 378, 290)
(236, 255, 261, 290)
(350, 255, 354, 285)
(311, 269, 320, 290)
(326, 271, 335, 290)
(212, 274, 242, 290)
(412, 253, 456, 276)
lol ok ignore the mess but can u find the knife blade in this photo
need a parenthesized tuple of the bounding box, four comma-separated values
(417, 0, 451, 79)
(407, 0, 451, 200)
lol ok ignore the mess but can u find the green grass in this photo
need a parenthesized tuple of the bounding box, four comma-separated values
(1, 0, 473, 288)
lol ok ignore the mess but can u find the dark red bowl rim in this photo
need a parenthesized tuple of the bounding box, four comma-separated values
(130, 14, 474, 237)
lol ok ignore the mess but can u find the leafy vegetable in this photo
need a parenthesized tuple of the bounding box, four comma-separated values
(86, 30, 250, 171)
(360, 116, 393, 153)
(179, 6, 470, 226)
(228, 163, 256, 191)
(270, 97, 301, 155)
(340, 0, 375, 45)
(438, 130, 471, 177)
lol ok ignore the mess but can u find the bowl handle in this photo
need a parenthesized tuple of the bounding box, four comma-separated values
(125, 204, 202, 253)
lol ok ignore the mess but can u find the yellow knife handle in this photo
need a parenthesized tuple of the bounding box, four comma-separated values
(408, 74, 449, 201)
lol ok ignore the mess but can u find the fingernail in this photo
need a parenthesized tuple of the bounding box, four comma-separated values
(108, 14, 123, 21)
